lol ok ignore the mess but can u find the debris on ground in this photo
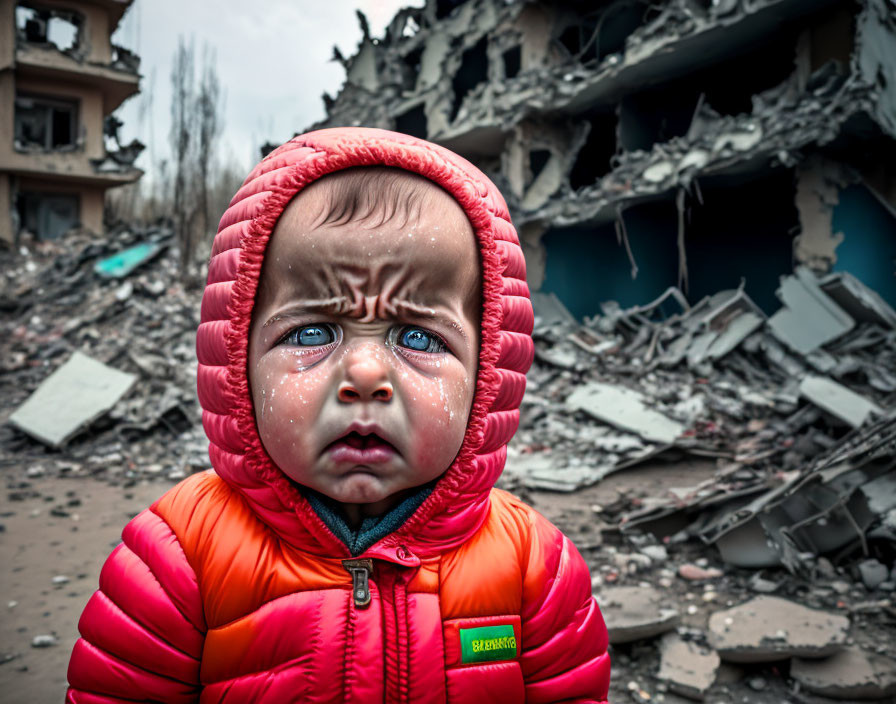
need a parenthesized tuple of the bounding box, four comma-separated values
(707, 596, 850, 663)
(597, 586, 679, 644)
(1, 225, 209, 482)
(790, 646, 896, 701)
(8, 351, 136, 448)
(656, 632, 719, 701)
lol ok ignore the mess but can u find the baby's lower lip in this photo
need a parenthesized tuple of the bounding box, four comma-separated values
(327, 442, 396, 464)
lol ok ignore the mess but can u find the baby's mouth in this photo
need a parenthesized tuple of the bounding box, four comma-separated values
(331, 431, 395, 451)
(326, 430, 398, 465)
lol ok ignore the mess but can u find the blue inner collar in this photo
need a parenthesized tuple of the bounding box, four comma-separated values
(304, 484, 434, 556)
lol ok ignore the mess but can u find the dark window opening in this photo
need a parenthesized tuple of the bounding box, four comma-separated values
(450, 37, 489, 123)
(618, 88, 700, 153)
(541, 170, 800, 319)
(16, 192, 80, 240)
(699, 31, 796, 116)
(685, 169, 800, 313)
(14, 94, 78, 150)
(529, 149, 552, 182)
(541, 199, 680, 320)
(569, 112, 617, 190)
(395, 104, 428, 140)
(435, 0, 463, 19)
(558, 24, 582, 59)
(617, 29, 798, 153)
(402, 46, 423, 88)
(597, 3, 647, 60)
(503, 46, 521, 79)
(15, 4, 81, 52)
(556, 3, 648, 65)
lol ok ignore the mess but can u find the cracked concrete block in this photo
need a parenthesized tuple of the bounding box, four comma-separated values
(707, 596, 849, 663)
(596, 585, 680, 644)
(791, 647, 896, 700)
(568, 382, 685, 444)
(657, 633, 720, 701)
(799, 374, 883, 428)
(8, 350, 137, 448)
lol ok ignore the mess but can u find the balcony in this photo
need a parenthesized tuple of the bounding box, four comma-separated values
(14, 5, 139, 113)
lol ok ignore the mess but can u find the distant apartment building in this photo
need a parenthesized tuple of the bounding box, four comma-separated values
(0, 0, 142, 243)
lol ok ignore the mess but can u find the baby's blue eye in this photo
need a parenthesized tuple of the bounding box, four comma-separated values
(286, 324, 336, 346)
(397, 326, 446, 353)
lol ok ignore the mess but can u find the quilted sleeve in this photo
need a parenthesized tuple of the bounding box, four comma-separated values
(66, 508, 206, 703)
(519, 514, 610, 704)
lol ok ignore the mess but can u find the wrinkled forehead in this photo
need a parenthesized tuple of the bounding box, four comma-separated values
(255, 173, 481, 307)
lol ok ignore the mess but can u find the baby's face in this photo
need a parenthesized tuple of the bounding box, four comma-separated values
(248, 179, 480, 517)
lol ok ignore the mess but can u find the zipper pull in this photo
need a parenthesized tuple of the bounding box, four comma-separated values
(342, 558, 374, 608)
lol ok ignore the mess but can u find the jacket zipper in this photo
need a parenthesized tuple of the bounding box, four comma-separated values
(342, 558, 374, 608)
(342, 557, 411, 703)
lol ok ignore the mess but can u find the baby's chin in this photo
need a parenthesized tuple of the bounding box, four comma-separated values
(327, 470, 397, 504)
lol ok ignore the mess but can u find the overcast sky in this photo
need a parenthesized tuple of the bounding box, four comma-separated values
(113, 0, 422, 179)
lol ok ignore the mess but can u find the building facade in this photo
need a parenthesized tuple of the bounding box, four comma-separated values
(315, 0, 896, 316)
(0, 0, 141, 243)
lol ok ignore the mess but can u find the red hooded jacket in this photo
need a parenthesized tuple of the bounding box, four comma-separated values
(66, 128, 611, 703)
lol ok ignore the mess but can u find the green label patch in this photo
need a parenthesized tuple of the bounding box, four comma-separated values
(459, 624, 517, 664)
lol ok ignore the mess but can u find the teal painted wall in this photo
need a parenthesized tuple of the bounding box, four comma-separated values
(831, 184, 896, 308)
(541, 171, 799, 319)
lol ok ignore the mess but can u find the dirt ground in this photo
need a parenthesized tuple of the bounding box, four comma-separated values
(1, 477, 167, 704)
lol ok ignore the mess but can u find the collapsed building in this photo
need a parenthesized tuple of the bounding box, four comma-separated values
(0, 0, 142, 243)
(315, 0, 896, 317)
(306, 6, 896, 697)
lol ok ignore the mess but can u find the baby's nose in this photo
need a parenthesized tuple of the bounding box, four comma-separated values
(338, 346, 393, 403)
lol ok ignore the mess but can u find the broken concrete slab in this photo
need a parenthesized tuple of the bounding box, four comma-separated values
(531, 290, 577, 328)
(705, 311, 764, 361)
(657, 633, 720, 701)
(768, 268, 855, 355)
(799, 375, 883, 427)
(568, 382, 685, 444)
(791, 647, 896, 700)
(7, 351, 137, 448)
(820, 270, 896, 329)
(596, 585, 680, 644)
(707, 596, 849, 663)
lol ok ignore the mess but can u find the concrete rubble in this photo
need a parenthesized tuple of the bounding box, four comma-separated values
(656, 632, 719, 701)
(1, 225, 209, 482)
(707, 595, 850, 662)
(595, 586, 679, 644)
(790, 646, 896, 700)
(8, 351, 136, 448)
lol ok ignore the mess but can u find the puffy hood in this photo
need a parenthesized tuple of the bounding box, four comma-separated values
(196, 128, 534, 558)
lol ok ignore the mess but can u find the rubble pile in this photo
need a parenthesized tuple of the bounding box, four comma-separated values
(0, 226, 208, 483)
(497, 272, 896, 701)
(504, 271, 895, 570)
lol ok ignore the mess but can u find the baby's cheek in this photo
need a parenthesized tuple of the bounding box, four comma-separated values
(410, 376, 472, 464)
(256, 362, 328, 438)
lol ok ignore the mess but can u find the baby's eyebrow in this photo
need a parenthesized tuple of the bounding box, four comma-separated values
(392, 300, 468, 343)
(262, 298, 349, 328)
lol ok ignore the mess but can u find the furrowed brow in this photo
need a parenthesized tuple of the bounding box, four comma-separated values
(262, 298, 350, 328)
(393, 300, 468, 343)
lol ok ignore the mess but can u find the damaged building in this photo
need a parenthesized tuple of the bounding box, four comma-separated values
(0, 0, 142, 243)
(314, 0, 896, 316)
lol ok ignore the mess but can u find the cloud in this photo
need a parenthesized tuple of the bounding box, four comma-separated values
(115, 0, 421, 178)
